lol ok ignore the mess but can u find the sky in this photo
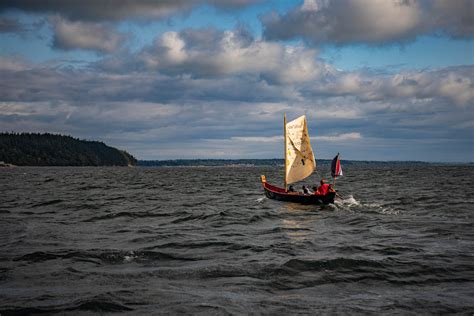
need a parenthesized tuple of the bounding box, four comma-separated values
(0, 0, 473, 162)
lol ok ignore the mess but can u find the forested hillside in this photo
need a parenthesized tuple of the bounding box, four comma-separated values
(0, 133, 137, 166)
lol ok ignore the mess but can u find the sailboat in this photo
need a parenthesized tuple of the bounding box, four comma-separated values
(260, 114, 336, 205)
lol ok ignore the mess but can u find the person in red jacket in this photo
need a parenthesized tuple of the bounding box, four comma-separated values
(316, 179, 330, 195)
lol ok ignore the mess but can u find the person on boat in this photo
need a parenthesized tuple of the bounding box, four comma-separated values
(302, 185, 311, 195)
(316, 179, 330, 195)
(328, 184, 336, 193)
(288, 185, 295, 192)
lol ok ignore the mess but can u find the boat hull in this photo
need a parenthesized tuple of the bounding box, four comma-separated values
(261, 175, 335, 205)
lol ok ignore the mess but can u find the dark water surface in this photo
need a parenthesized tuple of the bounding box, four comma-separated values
(1, 165, 473, 314)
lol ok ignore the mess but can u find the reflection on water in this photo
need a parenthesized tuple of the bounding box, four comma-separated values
(281, 219, 309, 242)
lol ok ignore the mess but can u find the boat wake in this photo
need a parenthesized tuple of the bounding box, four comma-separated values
(335, 195, 399, 215)
(364, 202, 399, 215)
(335, 194, 360, 207)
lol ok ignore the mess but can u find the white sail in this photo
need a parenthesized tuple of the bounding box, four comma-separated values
(285, 115, 316, 184)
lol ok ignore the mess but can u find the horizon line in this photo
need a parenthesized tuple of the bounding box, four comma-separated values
(137, 158, 473, 164)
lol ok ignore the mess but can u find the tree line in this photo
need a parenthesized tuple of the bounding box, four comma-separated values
(0, 133, 137, 166)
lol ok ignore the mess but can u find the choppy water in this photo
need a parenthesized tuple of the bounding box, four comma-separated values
(1, 165, 473, 315)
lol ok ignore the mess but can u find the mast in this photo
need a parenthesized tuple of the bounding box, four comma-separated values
(284, 113, 287, 191)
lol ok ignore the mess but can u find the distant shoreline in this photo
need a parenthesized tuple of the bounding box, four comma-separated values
(2, 159, 471, 167)
(136, 159, 472, 167)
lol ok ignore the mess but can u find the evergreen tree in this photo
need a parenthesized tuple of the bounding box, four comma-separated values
(0, 133, 137, 166)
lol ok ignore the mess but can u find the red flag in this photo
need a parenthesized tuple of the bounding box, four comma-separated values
(331, 153, 343, 178)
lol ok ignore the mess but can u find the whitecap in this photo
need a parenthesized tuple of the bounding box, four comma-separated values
(123, 251, 138, 262)
(256, 197, 266, 203)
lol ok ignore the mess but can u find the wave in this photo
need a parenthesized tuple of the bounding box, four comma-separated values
(169, 212, 217, 224)
(2, 165, 473, 314)
(107, 254, 473, 291)
(281, 257, 385, 273)
(0, 298, 133, 315)
(30, 199, 63, 208)
(142, 240, 263, 252)
(83, 211, 174, 222)
(13, 249, 198, 264)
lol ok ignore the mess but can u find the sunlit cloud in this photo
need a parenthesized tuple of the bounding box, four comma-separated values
(134, 27, 329, 84)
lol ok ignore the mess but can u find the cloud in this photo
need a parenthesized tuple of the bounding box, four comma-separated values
(436, 72, 474, 105)
(0, 56, 33, 71)
(0, 0, 259, 21)
(0, 56, 299, 106)
(50, 17, 126, 53)
(113, 27, 333, 84)
(0, 17, 26, 34)
(231, 136, 282, 142)
(95, 26, 471, 108)
(0, 50, 472, 161)
(307, 66, 474, 106)
(210, 0, 261, 8)
(430, 0, 474, 38)
(1, 53, 472, 108)
(315, 132, 362, 142)
(231, 132, 362, 143)
(262, 0, 474, 45)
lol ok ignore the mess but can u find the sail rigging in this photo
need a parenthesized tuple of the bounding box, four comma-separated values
(285, 115, 316, 185)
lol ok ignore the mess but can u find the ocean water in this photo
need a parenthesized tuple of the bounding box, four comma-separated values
(0, 165, 473, 314)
